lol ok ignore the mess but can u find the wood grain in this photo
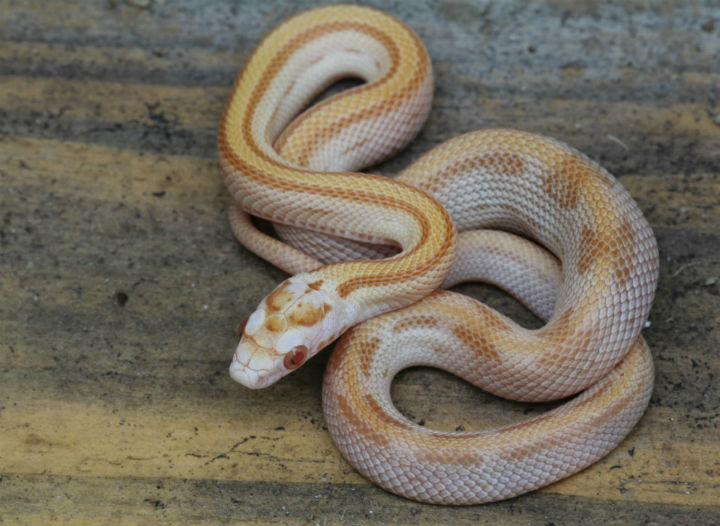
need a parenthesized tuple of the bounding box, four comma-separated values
(1, 1, 718, 524)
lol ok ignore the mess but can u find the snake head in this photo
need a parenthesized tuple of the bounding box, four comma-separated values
(229, 274, 345, 389)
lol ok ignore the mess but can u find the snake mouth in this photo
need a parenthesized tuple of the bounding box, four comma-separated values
(229, 357, 266, 389)
(229, 353, 283, 389)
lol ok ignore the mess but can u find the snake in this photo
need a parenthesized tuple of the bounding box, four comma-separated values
(218, 4, 659, 505)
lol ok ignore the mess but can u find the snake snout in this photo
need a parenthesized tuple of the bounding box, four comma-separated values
(228, 356, 259, 388)
(229, 339, 275, 389)
(229, 350, 279, 389)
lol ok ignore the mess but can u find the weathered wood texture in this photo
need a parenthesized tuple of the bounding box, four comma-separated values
(1, 1, 719, 524)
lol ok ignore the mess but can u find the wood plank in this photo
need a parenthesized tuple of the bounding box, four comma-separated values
(2, 474, 715, 526)
(1, 72, 718, 166)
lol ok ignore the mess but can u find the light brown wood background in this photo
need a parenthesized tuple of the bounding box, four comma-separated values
(1, 1, 718, 524)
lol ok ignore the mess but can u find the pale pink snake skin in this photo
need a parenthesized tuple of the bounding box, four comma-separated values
(219, 5, 659, 504)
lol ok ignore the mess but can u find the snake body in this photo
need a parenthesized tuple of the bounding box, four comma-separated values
(219, 5, 659, 505)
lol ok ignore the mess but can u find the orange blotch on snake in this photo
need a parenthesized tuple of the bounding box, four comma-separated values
(287, 301, 331, 327)
(357, 336, 382, 378)
(613, 220, 637, 282)
(451, 324, 502, 364)
(391, 314, 440, 332)
(265, 283, 295, 312)
(335, 392, 390, 447)
(538, 307, 596, 368)
(543, 153, 588, 210)
(307, 279, 324, 290)
(363, 394, 412, 430)
(449, 305, 507, 364)
(264, 314, 287, 332)
(423, 152, 526, 196)
(541, 308, 577, 343)
(577, 226, 602, 275)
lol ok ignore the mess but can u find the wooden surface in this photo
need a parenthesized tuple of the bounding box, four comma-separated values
(1, 1, 719, 524)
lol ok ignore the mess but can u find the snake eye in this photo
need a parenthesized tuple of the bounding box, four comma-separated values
(283, 345, 308, 370)
(237, 317, 249, 339)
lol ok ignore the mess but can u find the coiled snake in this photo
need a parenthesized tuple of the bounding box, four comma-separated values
(218, 4, 659, 505)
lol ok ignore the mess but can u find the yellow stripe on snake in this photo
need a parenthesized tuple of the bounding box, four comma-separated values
(218, 5, 659, 505)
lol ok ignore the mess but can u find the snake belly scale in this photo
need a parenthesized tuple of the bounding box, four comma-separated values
(218, 4, 659, 505)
